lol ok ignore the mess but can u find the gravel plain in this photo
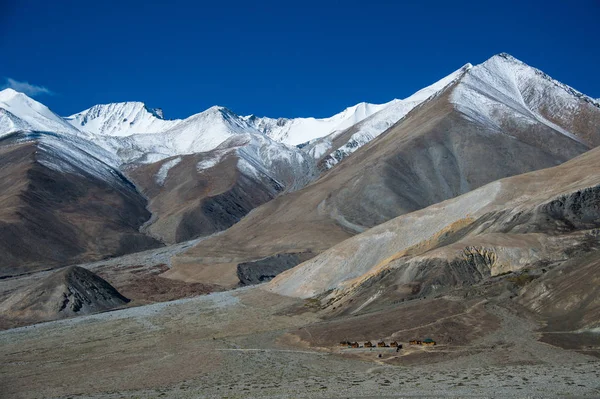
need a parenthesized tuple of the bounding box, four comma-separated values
(1, 286, 599, 399)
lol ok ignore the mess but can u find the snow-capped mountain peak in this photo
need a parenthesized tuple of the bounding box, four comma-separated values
(66, 101, 181, 137)
(244, 99, 398, 145)
(0, 88, 85, 137)
(309, 63, 472, 166)
(451, 52, 598, 145)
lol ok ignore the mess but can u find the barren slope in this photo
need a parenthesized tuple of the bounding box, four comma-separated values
(172, 54, 600, 286)
(265, 146, 600, 344)
(127, 133, 316, 245)
(0, 132, 160, 277)
(129, 151, 283, 244)
(0, 266, 129, 329)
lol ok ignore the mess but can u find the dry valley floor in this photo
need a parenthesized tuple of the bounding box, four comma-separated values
(1, 286, 599, 399)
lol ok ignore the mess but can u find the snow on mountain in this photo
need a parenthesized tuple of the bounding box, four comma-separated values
(66, 99, 402, 169)
(450, 53, 596, 144)
(0, 107, 34, 133)
(171, 129, 318, 191)
(106, 106, 266, 164)
(163, 106, 256, 154)
(155, 156, 182, 186)
(0, 130, 125, 188)
(0, 88, 85, 137)
(200, 132, 318, 192)
(316, 54, 599, 171)
(243, 100, 398, 146)
(5, 52, 596, 190)
(0, 89, 125, 174)
(312, 64, 472, 168)
(66, 101, 180, 137)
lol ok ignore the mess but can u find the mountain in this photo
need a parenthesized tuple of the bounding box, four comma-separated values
(266, 145, 600, 300)
(450, 53, 600, 145)
(0, 88, 87, 137)
(0, 266, 129, 328)
(0, 130, 160, 277)
(170, 54, 600, 287)
(1, 52, 599, 293)
(306, 64, 472, 168)
(66, 101, 180, 137)
(243, 100, 398, 146)
(0, 89, 319, 271)
(69, 101, 406, 167)
(90, 105, 318, 167)
(128, 132, 316, 244)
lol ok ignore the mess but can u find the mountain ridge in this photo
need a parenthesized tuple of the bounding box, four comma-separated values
(169, 53, 600, 288)
(0, 52, 599, 284)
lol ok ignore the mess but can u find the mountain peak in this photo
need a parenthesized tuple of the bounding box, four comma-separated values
(0, 87, 39, 106)
(66, 101, 180, 137)
(205, 105, 228, 113)
(148, 107, 164, 119)
(476, 52, 600, 110)
(0, 87, 21, 98)
(0, 88, 83, 136)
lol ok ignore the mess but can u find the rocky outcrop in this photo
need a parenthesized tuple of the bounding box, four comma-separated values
(0, 266, 129, 328)
(266, 145, 600, 307)
(237, 252, 315, 285)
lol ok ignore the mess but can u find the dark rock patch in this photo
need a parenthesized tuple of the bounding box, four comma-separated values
(0, 266, 129, 329)
(237, 252, 315, 285)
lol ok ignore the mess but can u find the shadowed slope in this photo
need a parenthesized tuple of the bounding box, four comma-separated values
(0, 132, 161, 277)
(265, 144, 600, 337)
(172, 55, 600, 285)
(0, 266, 129, 328)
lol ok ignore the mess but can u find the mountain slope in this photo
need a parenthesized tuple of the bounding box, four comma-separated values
(171, 54, 600, 287)
(128, 133, 316, 246)
(0, 88, 87, 137)
(102, 106, 279, 164)
(451, 53, 600, 146)
(266, 145, 600, 299)
(0, 131, 161, 277)
(244, 100, 398, 146)
(0, 266, 129, 328)
(305, 63, 472, 167)
(66, 101, 180, 137)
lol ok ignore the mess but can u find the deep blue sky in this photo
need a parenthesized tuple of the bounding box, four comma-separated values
(1, 0, 598, 119)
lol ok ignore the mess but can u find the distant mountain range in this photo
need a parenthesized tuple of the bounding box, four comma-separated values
(1, 53, 600, 334)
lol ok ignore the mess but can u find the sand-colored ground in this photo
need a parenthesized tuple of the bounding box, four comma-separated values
(1, 286, 599, 399)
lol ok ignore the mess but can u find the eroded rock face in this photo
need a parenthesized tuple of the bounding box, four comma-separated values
(237, 252, 315, 285)
(0, 266, 129, 328)
(266, 145, 600, 314)
(518, 250, 600, 332)
(492, 186, 600, 234)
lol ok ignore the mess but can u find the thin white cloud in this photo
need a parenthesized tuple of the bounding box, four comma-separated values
(2, 78, 54, 96)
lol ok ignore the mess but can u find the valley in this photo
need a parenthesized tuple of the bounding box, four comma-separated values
(0, 52, 599, 398)
(1, 282, 599, 398)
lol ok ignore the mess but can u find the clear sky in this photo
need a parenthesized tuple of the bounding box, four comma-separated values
(1, 0, 598, 119)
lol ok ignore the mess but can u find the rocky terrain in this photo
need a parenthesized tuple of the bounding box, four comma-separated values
(0, 52, 599, 398)
(0, 132, 160, 277)
(1, 286, 598, 399)
(267, 145, 600, 300)
(0, 266, 129, 329)
(170, 54, 600, 287)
